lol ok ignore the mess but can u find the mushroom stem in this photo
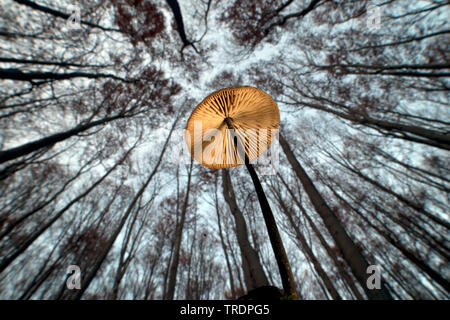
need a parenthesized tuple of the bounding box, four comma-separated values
(244, 160, 297, 299)
(224, 117, 234, 129)
(226, 121, 297, 298)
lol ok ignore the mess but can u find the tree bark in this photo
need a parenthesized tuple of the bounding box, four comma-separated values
(244, 162, 298, 298)
(0, 114, 124, 164)
(74, 117, 179, 299)
(166, 158, 194, 300)
(275, 171, 365, 299)
(330, 184, 450, 293)
(0, 142, 137, 274)
(222, 169, 269, 292)
(214, 174, 236, 298)
(273, 186, 342, 299)
(0, 68, 129, 82)
(297, 101, 450, 151)
(272, 181, 342, 300)
(279, 133, 393, 300)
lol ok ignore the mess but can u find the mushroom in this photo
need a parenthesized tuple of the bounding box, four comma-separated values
(185, 86, 297, 299)
(185, 86, 279, 168)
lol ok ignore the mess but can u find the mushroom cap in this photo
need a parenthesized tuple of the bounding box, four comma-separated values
(185, 86, 280, 169)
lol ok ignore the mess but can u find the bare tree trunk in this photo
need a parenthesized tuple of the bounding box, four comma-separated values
(0, 114, 124, 164)
(223, 214, 246, 292)
(244, 161, 297, 298)
(162, 240, 174, 299)
(214, 174, 236, 298)
(74, 117, 179, 299)
(0, 142, 137, 274)
(276, 172, 364, 299)
(297, 101, 450, 151)
(336, 187, 450, 294)
(0, 68, 129, 82)
(165, 0, 198, 51)
(271, 184, 342, 299)
(222, 169, 269, 292)
(166, 158, 194, 300)
(0, 150, 98, 241)
(185, 212, 197, 299)
(279, 133, 392, 300)
(224, 118, 297, 297)
(111, 194, 152, 299)
(162, 167, 180, 299)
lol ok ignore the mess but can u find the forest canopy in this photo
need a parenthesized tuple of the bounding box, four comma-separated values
(0, 0, 448, 300)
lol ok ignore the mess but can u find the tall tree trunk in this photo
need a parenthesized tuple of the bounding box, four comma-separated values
(0, 114, 124, 164)
(298, 101, 450, 151)
(214, 174, 236, 298)
(275, 171, 364, 299)
(331, 185, 450, 294)
(271, 184, 342, 300)
(166, 158, 194, 300)
(0, 142, 137, 274)
(279, 133, 392, 300)
(73, 117, 179, 299)
(162, 166, 180, 299)
(0, 68, 129, 82)
(185, 211, 197, 299)
(222, 169, 269, 292)
(0, 151, 97, 241)
(224, 118, 297, 297)
(223, 215, 246, 292)
(110, 197, 145, 300)
(244, 161, 297, 298)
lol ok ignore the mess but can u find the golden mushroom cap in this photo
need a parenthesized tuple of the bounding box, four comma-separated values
(185, 86, 280, 169)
